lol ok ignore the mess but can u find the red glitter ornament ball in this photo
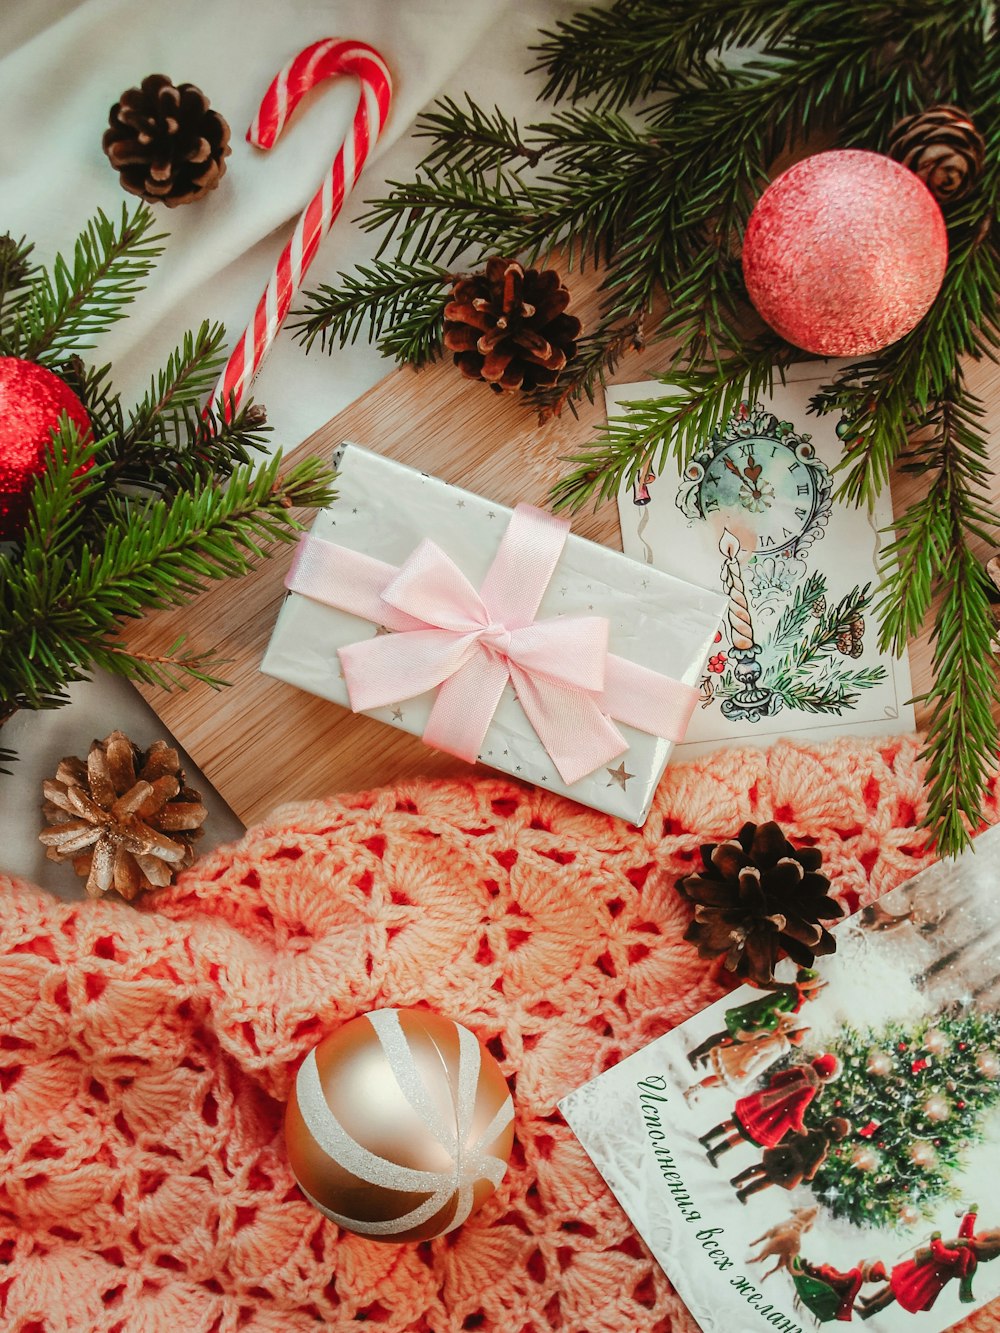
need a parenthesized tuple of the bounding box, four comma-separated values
(742, 150, 948, 356)
(0, 356, 93, 541)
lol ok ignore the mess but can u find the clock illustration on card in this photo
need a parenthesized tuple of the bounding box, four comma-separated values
(675, 401, 832, 557)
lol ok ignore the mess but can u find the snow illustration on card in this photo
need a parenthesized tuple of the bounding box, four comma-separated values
(611, 364, 914, 750)
(561, 826, 1000, 1333)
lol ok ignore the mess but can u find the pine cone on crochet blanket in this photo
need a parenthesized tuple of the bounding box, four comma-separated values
(102, 74, 231, 207)
(676, 820, 844, 984)
(39, 730, 207, 899)
(443, 257, 582, 393)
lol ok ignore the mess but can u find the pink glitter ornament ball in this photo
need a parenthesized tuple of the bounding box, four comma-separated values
(742, 150, 948, 356)
(0, 356, 92, 541)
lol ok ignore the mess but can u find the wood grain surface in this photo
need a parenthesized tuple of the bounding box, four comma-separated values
(121, 270, 1000, 828)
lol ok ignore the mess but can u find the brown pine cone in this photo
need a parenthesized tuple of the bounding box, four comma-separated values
(102, 74, 231, 207)
(676, 820, 844, 984)
(39, 730, 207, 899)
(888, 105, 985, 204)
(443, 257, 582, 394)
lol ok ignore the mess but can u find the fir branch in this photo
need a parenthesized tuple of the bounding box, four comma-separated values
(549, 341, 787, 511)
(101, 638, 229, 692)
(13, 204, 164, 362)
(0, 232, 37, 338)
(877, 392, 997, 653)
(415, 96, 548, 174)
(531, 0, 812, 106)
(17, 420, 108, 560)
(781, 582, 874, 672)
(0, 442, 334, 711)
(529, 314, 646, 421)
(364, 110, 665, 272)
(94, 397, 272, 506)
(82, 329, 271, 503)
(291, 258, 454, 364)
(768, 571, 827, 652)
(128, 320, 229, 435)
(361, 168, 533, 265)
(769, 668, 886, 714)
(874, 385, 1000, 851)
(70, 358, 123, 442)
(920, 542, 1000, 852)
(533, 0, 988, 108)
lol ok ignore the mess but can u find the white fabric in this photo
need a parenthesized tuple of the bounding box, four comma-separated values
(0, 0, 584, 892)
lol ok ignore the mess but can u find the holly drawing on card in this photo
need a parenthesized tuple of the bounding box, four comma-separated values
(671, 400, 886, 722)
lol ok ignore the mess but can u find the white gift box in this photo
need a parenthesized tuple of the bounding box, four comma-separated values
(261, 444, 725, 823)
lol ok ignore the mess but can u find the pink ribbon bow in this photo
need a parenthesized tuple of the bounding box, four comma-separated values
(286, 503, 698, 785)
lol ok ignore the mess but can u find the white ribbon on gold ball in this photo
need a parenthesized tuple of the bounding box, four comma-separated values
(294, 1009, 514, 1238)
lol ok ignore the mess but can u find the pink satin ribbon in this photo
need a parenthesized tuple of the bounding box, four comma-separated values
(285, 503, 699, 785)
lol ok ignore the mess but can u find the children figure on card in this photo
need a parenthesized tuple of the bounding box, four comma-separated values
(687, 968, 826, 1068)
(699, 1053, 840, 1165)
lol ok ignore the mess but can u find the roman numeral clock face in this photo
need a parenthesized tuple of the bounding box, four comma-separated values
(676, 406, 833, 558)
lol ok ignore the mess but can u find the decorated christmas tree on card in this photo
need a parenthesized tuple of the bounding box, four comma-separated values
(806, 1010, 1000, 1231)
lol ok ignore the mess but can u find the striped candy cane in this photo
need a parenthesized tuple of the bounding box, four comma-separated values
(212, 39, 393, 418)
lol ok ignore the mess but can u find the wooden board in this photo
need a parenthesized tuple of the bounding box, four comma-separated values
(122, 272, 1000, 827)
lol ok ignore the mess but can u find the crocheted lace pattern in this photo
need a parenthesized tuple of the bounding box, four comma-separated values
(1, 736, 996, 1332)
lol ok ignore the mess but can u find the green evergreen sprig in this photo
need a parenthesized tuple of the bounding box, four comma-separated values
(0, 428, 330, 710)
(11, 205, 162, 361)
(292, 258, 455, 364)
(0, 205, 335, 760)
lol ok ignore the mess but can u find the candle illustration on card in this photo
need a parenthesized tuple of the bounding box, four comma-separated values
(611, 364, 915, 751)
(718, 528, 782, 722)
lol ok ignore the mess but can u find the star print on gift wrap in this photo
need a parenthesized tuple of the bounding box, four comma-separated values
(606, 761, 634, 790)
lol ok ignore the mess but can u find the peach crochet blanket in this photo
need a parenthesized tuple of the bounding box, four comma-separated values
(2, 737, 997, 1333)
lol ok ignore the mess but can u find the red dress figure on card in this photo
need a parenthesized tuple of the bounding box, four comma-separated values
(699, 1053, 839, 1165)
(859, 1208, 980, 1318)
(792, 1257, 888, 1323)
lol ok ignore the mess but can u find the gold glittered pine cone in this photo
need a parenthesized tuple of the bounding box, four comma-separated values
(676, 820, 844, 984)
(39, 730, 207, 899)
(102, 74, 231, 207)
(888, 105, 985, 204)
(443, 257, 582, 394)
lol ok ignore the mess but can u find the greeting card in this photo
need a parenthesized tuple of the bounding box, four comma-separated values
(561, 826, 1000, 1333)
(611, 364, 915, 751)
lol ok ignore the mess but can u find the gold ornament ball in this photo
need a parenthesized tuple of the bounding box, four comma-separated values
(852, 1146, 879, 1172)
(924, 1029, 950, 1056)
(867, 1050, 893, 1076)
(910, 1139, 937, 1167)
(924, 1094, 950, 1122)
(976, 1049, 1000, 1079)
(284, 1007, 514, 1242)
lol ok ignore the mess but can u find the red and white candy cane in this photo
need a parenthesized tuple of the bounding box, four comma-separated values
(212, 39, 392, 418)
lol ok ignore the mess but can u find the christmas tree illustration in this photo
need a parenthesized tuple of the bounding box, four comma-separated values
(803, 1010, 1000, 1230)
